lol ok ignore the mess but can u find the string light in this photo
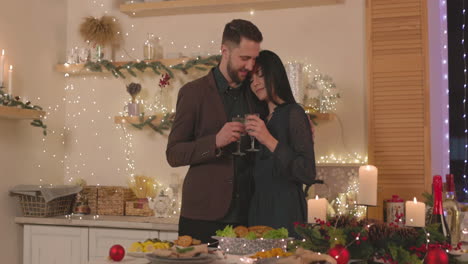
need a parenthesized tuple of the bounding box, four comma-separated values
(461, 0, 468, 193)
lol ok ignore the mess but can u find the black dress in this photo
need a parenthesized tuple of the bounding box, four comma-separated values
(248, 103, 316, 236)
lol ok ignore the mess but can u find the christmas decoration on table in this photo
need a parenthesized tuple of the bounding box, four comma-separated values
(0, 91, 47, 135)
(108, 244, 125, 261)
(303, 66, 340, 113)
(291, 215, 459, 264)
(327, 244, 350, 264)
(84, 55, 221, 79)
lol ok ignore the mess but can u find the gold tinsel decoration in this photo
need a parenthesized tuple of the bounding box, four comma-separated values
(79, 16, 121, 46)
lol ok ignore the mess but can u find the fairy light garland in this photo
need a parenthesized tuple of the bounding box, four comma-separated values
(460, 0, 468, 193)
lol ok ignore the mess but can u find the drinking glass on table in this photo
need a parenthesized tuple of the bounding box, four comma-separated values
(232, 115, 246, 156)
(245, 113, 260, 152)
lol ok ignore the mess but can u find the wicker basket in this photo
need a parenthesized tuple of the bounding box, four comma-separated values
(18, 193, 75, 217)
(97, 186, 136, 216)
(125, 199, 154, 216)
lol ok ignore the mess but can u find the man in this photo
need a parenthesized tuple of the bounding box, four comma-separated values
(166, 19, 265, 243)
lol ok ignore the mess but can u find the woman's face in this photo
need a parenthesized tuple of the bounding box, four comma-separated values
(250, 67, 268, 102)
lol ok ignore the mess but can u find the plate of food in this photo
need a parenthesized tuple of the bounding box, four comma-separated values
(212, 225, 292, 255)
(127, 239, 173, 258)
(144, 235, 222, 264)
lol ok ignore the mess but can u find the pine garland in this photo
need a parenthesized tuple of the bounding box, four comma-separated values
(84, 55, 221, 79)
(292, 215, 457, 264)
(129, 113, 174, 135)
(0, 90, 47, 135)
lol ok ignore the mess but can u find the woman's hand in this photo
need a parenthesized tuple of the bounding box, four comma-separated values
(245, 115, 278, 152)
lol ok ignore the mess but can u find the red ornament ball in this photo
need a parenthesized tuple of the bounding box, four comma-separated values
(109, 244, 125, 261)
(328, 245, 350, 264)
(424, 248, 448, 264)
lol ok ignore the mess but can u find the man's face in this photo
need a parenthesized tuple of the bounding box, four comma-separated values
(223, 38, 260, 85)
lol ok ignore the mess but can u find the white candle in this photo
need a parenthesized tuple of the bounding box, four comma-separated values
(0, 49, 4, 86)
(307, 195, 327, 223)
(357, 165, 378, 206)
(8, 65, 13, 95)
(405, 197, 426, 227)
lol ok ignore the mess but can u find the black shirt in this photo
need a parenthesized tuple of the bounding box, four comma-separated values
(213, 66, 254, 224)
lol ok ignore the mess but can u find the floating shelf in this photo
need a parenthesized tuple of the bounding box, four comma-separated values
(55, 57, 205, 75)
(0, 106, 46, 120)
(307, 112, 335, 121)
(120, 0, 338, 17)
(114, 114, 171, 126)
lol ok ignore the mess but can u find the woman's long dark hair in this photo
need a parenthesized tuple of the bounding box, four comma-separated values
(254, 50, 296, 105)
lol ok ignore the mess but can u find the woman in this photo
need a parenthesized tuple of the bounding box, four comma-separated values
(245, 50, 316, 236)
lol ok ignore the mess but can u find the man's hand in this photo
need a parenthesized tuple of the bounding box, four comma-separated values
(216, 122, 245, 148)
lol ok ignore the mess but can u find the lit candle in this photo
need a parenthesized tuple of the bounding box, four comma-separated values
(405, 197, 426, 227)
(0, 49, 4, 86)
(8, 65, 13, 95)
(357, 165, 378, 206)
(307, 195, 327, 223)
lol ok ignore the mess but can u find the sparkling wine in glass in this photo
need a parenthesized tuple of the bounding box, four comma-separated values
(232, 115, 245, 156)
(245, 113, 260, 152)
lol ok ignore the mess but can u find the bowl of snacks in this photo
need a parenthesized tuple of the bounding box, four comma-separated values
(212, 225, 293, 255)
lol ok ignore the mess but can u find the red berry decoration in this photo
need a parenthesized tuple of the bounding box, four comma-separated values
(327, 245, 350, 264)
(424, 248, 448, 264)
(109, 244, 125, 261)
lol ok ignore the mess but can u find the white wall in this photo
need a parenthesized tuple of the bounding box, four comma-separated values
(61, 0, 367, 187)
(428, 0, 450, 177)
(0, 0, 67, 263)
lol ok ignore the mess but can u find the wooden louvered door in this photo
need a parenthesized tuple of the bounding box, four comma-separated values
(366, 0, 431, 220)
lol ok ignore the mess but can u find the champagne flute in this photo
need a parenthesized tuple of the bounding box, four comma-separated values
(232, 115, 246, 156)
(245, 113, 260, 152)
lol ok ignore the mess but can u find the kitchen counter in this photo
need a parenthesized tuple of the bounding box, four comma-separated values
(15, 215, 178, 231)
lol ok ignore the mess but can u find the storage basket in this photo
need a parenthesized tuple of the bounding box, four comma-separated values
(125, 199, 154, 216)
(18, 192, 75, 217)
(97, 186, 136, 216)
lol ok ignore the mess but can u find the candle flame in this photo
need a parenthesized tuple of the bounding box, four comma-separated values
(413, 197, 417, 203)
(1, 49, 4, 56)
(9, 65, 13, 70)
(315, 195, 319, 200)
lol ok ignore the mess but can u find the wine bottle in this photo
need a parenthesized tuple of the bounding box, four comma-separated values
(430, 175, 451, 242)
(443, 174, 460, 246)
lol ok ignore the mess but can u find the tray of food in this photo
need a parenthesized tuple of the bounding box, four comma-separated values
(212, 225, 293, 255)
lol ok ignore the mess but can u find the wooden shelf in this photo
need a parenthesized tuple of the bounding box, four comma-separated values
(55, 57, 204, 75)
(307, 112, 335, 121)
(114, 114, 170, 126)
(120, 0, 338, 17)
(0, 106, 45, 120)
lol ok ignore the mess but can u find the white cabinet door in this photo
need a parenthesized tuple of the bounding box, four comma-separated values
(24, 225, 88, 264)
(158, 231, 178, 241)
(89, 228, 156, 260)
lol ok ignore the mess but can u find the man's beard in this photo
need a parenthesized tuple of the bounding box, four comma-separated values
(227, 57, 245, 85)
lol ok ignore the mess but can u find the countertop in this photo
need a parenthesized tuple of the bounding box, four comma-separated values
(15, 215, 179, 231)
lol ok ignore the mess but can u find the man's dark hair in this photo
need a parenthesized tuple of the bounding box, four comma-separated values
(222, 19, 263, 47)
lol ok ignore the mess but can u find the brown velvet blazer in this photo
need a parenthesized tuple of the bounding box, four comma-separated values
(166, 70, 262, 221)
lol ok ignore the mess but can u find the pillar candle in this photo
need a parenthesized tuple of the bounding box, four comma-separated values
(357, 165, 378, 206)
(0, 49, 4, 86)
(405, 197, 426, 227)
(8, 65, 13, 95)
(307, 195, 327, 223)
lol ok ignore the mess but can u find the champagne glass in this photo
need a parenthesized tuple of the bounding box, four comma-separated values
(245, 113, 260, 152)
(232, 115, 246, 156)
